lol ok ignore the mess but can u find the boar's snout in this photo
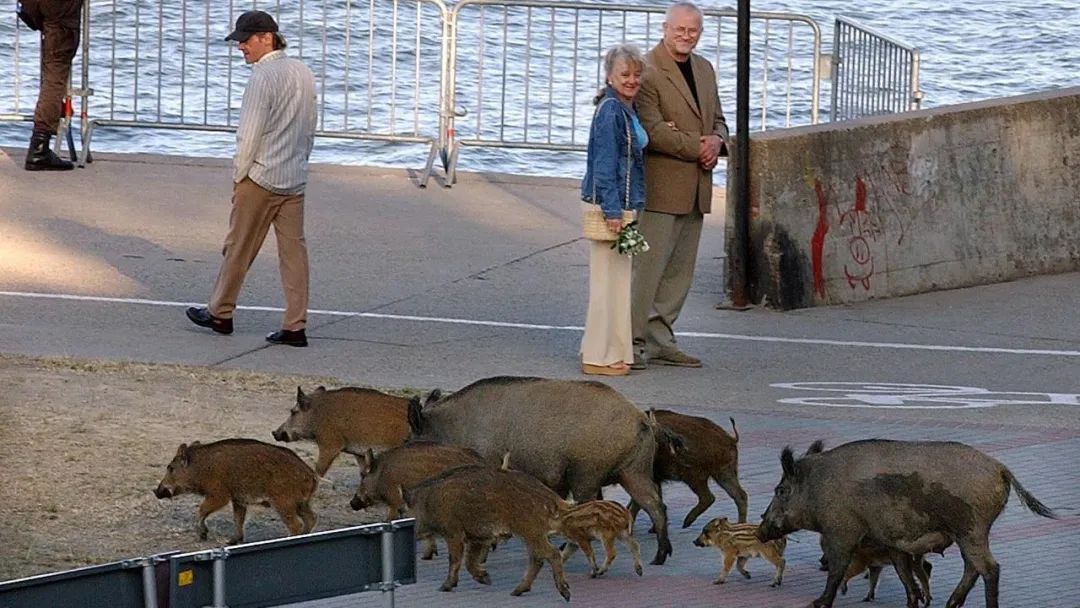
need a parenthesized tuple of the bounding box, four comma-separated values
(271, 427, 291, 442)
(756, 522, 780, 543)
(349, 494, 368, 511)
(692, 534, 707, 548)
(153, 484, 173, 499)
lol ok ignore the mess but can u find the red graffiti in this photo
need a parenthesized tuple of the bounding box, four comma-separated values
(811, 179, 829, 298)
(838, 177, 880, 290)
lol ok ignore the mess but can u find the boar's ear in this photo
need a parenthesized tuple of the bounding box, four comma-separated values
(424, 388, 442, 406)
(360, 448, 375, 475)
(805, 440, 825, 456)
(176, 443, 191, 466)
(500, 451, 512, 471)
(407, 396, 424, 435)
(296, 386, 312, 411)
(780, 446, 797, 478)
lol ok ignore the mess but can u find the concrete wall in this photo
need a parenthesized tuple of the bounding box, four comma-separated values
(729, 87, 1080, 309)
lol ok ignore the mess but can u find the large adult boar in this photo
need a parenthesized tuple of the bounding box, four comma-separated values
(757, 439, 1058, 608)
(272, 386, 410, 476)
(403, 464, 573, 601)
(409, 376, 673, 564)
(153, 439, 318, 544)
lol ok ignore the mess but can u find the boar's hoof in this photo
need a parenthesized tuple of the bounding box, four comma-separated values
(473, 571, 491, 585)
(438, 581, 455, 592)
(557, 582, 571, 602)
(510, 585, 530, 597)
(713, 578, 725, 585)
(635, 563, 643, 576)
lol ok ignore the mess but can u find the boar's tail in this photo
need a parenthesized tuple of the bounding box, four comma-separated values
(728, 417, 739, 443)
(1005, 469, 1058, 519)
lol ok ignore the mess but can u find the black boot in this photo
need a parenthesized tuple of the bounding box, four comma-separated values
(25, 131, 75, 171)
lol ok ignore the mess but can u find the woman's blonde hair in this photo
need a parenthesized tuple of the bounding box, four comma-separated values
(593, 43, 645, 104)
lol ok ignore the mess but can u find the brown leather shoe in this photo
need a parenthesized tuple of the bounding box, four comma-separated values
(650, 350, 702, 368)
(266, 328, 307, 347)
(186, 307, 233, 335)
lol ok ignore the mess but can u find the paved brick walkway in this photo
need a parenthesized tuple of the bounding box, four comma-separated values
(292, 403, 1080, 608)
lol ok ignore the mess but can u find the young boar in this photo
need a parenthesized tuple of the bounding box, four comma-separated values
(758, 439, 1058, 608)
(558, 500, 643, 578)
(409, 376, 673, 565)
(837, 537, 937, 603)
(272, 386, 410, 476)
(402, 465, 573, 601)
(153, 439, 318, 544)
(694, 517, 786, 587)
(349, 441, 484, 559)
(630, 410, 748, 528)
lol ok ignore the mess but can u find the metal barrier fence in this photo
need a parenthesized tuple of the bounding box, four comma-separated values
(77, 0, 448, 184)
(830, 16, 922, 121)
(0, 520, 416, 608)
(443, 1, 823, 182)
(3, 3, 920, 184)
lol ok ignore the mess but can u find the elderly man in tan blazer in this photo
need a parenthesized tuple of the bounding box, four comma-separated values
(631, 0, 729, 369)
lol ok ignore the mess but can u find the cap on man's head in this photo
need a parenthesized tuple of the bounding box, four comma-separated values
(225, 10, 279, 42)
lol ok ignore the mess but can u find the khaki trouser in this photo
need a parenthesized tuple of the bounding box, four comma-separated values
(580, 204, 633, 366)
(209, 178, 309, 331)
(33, 0, 83, 134)
(631, 209, 704, 357)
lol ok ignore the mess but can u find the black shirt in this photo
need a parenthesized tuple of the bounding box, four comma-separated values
(675, 58, 699, 109)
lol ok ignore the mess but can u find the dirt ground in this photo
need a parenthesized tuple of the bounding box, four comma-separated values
(0, 354, 415, 582)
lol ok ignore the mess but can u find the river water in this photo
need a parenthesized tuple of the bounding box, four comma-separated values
(1, 0, 1076, 178)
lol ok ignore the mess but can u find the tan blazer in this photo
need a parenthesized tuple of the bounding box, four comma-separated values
(637, 43, 730, 215)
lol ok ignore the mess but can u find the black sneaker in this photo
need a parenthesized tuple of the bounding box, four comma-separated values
(186, 307, 233, 335)
(266, 329, 307, 347)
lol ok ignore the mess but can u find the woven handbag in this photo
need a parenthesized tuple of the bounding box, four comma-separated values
(583, 98, 634, 242)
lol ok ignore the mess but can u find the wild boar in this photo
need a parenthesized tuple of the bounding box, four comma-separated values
(836, 537, 938, 603)
(408, 376, 673, 564)
(272, 386, 410, 477)
(402, 464, 573, 601)
(758, 439, 1058, 608)
(153, 439, 318, 544)
(693, 517, 786, 587)
(349, 441, 484, 559)
(630, 410, 748, 528)
(558, 499, 643, 578)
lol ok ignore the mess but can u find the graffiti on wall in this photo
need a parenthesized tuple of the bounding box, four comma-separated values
(810, 160, 911, 298)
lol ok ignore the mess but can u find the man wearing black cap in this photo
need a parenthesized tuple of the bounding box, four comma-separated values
(186, 10, 318, 347)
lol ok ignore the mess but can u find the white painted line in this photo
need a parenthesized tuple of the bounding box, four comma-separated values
(2, 290, 1079, 358)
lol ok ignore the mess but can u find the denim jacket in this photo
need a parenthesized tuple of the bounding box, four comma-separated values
(580, 87, 647, 219)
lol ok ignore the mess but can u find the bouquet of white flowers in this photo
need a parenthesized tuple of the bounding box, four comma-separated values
(611, 221, 650, 256)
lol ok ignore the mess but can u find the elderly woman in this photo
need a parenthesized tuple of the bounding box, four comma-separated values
(579, 44, 648, 376)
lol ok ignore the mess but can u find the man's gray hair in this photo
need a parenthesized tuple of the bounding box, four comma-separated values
(665, 1, 704, 22)
(594, 43, 645, 104)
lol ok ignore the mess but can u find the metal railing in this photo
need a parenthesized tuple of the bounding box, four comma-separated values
(830, 16, 922, 121)
(77, 0, 448, 184)
(443, 1, 823, 182)
(4, 3, 920, 185)
(0, 520, 416, 608)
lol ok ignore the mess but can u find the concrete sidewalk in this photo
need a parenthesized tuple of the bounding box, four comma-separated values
(2, 147, 1079, 607)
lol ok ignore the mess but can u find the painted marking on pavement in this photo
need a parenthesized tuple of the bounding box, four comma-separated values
(3, 290, 1080, 358)
(772, 382, 1080, 409)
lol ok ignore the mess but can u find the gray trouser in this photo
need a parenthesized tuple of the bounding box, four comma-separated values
(631, 209, 704, 356)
